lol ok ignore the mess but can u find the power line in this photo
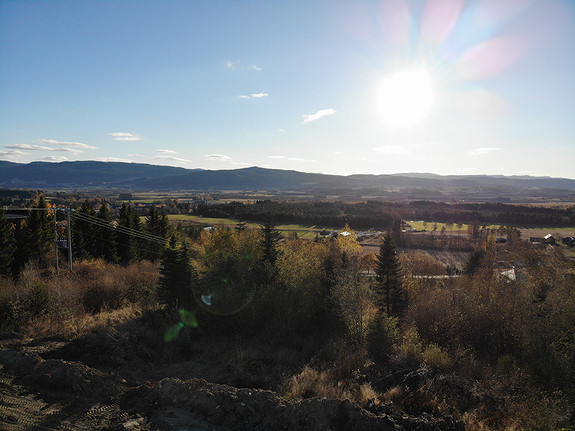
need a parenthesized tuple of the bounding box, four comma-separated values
(71, 211, 167, 245)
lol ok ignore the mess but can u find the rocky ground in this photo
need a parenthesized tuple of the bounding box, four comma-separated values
(0, 325, 469, 431)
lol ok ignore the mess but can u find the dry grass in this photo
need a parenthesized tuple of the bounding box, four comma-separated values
(282, 365, 379, 406)
(24, 303, 144, 339)
(0, 260, 160, 336)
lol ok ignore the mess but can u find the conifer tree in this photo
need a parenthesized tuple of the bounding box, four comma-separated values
(25, 195, 53, 266)
(144, 206, 170, 261)
(260, 219, 282, 265)
(93, 203, 117, 263)
(116, 203, 140, 265)
(375, 231, 405, 316)
(0, 208, 16, 276)
(158, 237, 197, 311)
(72, 200, 95, 260)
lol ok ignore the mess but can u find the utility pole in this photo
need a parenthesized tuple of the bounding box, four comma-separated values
(67, 208, 73, 272)
(54, 209, 59, 271)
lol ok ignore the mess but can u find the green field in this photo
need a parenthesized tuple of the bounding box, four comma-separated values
(167, 214, 321, 240)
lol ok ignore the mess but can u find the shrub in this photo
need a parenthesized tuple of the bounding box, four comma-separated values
(422, 343, 453, 371)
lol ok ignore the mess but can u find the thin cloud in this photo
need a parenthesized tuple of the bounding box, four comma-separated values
(96, 157, 134, 163)
(278, 129, 287, 133)
(251, 65, 262, 71)
(268, 155, 285, 159)
(303, 108, 337, 123)
(153, 155, 193, 163)
(7, 144, 60, 151)
(157, 149, 178, 154)
(204, 154, 232, 162)
(0, 149, 27, 157)
(43, 156, 69, 162)
(39, 139, 98, 150)
(108, 132, 141, 141)
(469, 147, 500, 156)
(238, 92, 269, 100)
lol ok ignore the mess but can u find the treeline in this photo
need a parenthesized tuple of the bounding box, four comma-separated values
(194, 200, 575, 228)
(0, 195, 173, 277)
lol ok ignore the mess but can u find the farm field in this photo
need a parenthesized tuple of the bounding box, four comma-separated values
(167, 214, 322, 240)
(407, 221, 575, 239)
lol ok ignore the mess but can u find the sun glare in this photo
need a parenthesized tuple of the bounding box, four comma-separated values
(376, 69, 435, 128)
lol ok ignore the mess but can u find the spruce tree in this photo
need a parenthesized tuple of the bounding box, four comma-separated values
(116, 203, 140, 265)
(375, 231, 405, 316)
(94, 203, 117, 263)
(72, 200, 95, 260)
(260, 219, 282, 265)
(0, 208, 16, 276)
(25, 195, 53, 266)
(158, 237, 197, 311)
(144, 206, 170, 261)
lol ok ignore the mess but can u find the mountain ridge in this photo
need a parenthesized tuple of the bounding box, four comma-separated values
(1, 161, 574, 201)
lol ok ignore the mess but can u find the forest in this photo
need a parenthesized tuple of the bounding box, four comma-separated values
(194, 200, 575, 229)
(1, 195, 575, 430)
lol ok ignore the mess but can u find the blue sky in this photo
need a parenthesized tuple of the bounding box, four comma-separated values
(1, 0, 574, 178)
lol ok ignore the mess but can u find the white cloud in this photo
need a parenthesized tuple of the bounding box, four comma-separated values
(251, 65, 262, 71)
(39, 139, 98, 150)
(108, 132, 141, 141)
(96, 157, 135, 163)
(204, 154, 232, 162)
(0, 149, 27, 157)
(278, 129, 287, 133)
(126, 153, 145, 158)
(157, 149, 178, 154)
(43, 156, 69, 162)
(469, 147, 501, 156)
(303, 108, 337, 123)
(238, 92, 269, 100)
(153, 155, 193, 163)
(268, 155, 285, 159)
(7, 144, 59, 151)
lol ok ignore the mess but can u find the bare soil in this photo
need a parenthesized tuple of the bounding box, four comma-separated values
(0, 315, 466, 430)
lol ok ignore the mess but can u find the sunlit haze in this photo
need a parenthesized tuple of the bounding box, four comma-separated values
(1, 0, 574, 178)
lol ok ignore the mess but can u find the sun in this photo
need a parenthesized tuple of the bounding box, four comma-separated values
(376, 68, 435, 128)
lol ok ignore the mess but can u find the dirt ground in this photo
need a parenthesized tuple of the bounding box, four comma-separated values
(0, 321, 466, 431)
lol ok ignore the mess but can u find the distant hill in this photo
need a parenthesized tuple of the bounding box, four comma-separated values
(1, 160, 574, 202)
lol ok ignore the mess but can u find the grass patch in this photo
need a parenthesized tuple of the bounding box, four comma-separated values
(167, 215, 322, 239)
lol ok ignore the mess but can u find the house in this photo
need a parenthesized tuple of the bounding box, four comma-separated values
(544, 234, 556, 245)
(562, 237, 575, 247)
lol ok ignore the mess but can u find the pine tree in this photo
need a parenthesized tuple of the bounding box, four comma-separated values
(72, 200, 95, 260)
(116, 203, 140, 265)
(158, 237, 197, 311)
(25, 195, 53, 266)
(0, 208, 16, 276)
(144, 206, 170, 261)
(93, 204, 117, 263)
(375, 231, 405, 316)
(260, 219, 282, 265)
